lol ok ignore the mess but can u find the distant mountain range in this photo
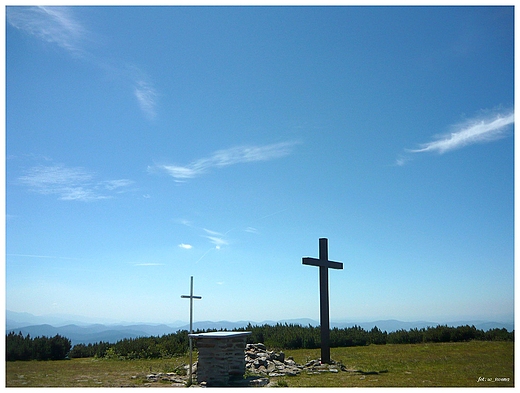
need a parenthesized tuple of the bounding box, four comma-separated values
(6, 310, 513, 346)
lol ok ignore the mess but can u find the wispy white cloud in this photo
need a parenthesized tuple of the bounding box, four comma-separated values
(203, 228, 223, 236)
(152, 141, 299, 181)
(178, 219, 193, 227)
(7, 6, 158, 120)
(397, 110, 514, 166)
(202, 228, 228, 249)
(7, 6, 87, 56)
(18, 164, 134, 202)
(206, 236, 228, 250)
(100, 179, 135, 191)
(176, 223, 227, 261)
(178, 209, 288, 258)
(134, 79, 157, 120)
(395, 155, 412, 167)
(409, 112, 514, 155)
(126, 64, 158, 120)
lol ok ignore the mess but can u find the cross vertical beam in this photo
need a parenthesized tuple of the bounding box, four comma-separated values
(181, 276, 202, 385)
(302, 238, 343, 364)
(318, 239, 331, 364)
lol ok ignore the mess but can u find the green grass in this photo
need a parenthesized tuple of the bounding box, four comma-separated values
(275, 341, 514, 387)
(6, 341, 514, 387)
(5, 356, 190, 387)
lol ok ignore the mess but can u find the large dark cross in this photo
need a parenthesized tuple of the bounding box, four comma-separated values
(302, 238, 343, 364)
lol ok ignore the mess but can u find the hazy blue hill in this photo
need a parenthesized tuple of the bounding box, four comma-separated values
(186, 320, 254, 332)
(119, 324, 179, 336)
(446, 320, 514, 333)
(331, 319, 514, 333)
(6, 310, 123, 327)
(6, 324, 152, 345)
(6, 311, 513, 346)
(332, 319, 438, 332)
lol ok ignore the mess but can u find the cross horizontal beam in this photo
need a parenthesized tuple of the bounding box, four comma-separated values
(181, 295, 202, 299)
(302, 257, 343, 270)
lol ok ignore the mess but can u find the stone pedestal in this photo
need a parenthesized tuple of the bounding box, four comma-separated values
(189, 331, 252, 386)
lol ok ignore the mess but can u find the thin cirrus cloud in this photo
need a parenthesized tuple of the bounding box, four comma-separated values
(125, 64, 158, 120)
(177, 222, 229, 260)
(205, 236, 228, 250)
(398, 111, 514, 165)
(409, 112, 514, 155)
(7, 6, 158, 120)
(7, 6, 88, 56)
(203, 229, 228, 250)
(177, 209, 286, 257)
(101, 179, 135, 191)
(18, 164, 134, 202)
(134, 79, 157, 120)
(151, 141, 299, 181)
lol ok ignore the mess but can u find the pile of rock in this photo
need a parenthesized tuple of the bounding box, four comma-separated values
(144, 343, 388, 386)
(245, 343, 343, 377)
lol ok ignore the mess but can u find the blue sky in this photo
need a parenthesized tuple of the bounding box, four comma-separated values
(5, 6, 514, 325)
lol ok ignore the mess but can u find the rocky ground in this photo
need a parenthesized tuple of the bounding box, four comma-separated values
(144, 342, 387, 387)
(244, 342, 345, 377)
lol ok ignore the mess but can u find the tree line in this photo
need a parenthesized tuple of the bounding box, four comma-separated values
(6, 323, 513, 361)
(236, 323, 513, 349)
(6, 332, 71, 361)
(68, 330, 190, 359)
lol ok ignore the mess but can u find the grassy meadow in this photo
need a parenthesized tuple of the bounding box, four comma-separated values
(6, 341, 513, 387)
(275, 341, 514, 387)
